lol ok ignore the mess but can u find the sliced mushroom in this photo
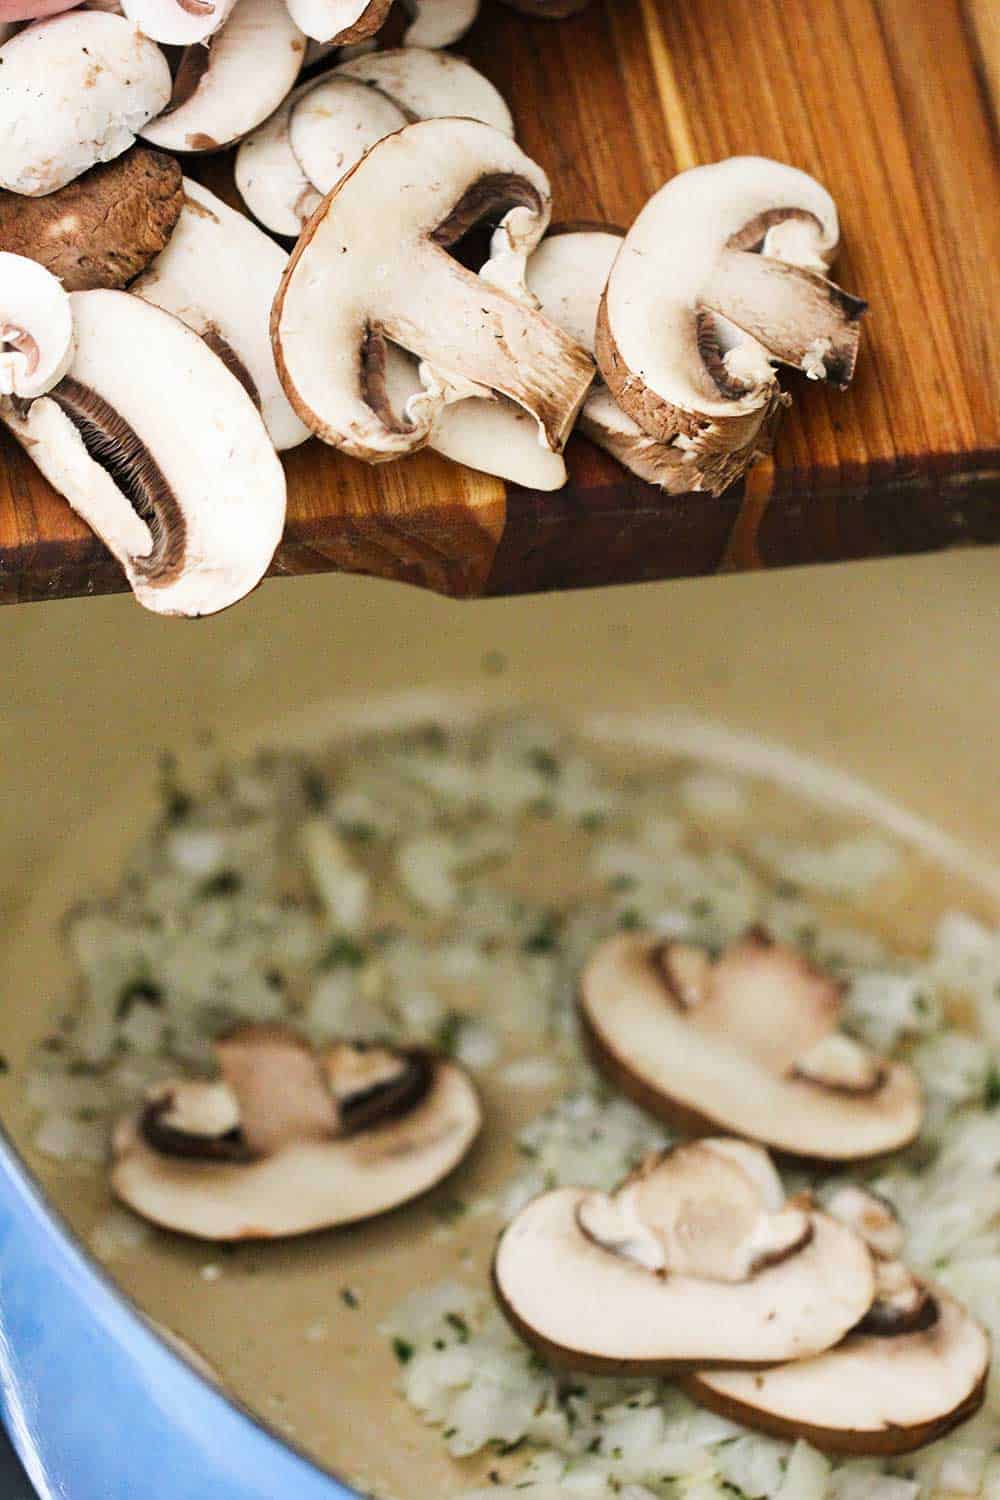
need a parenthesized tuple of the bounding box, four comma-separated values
(234, 50, 511, 238)
(524, 225, 699, 490)
(0, 12, 171, 197)
(824, 1183, 904, 1261)
(494, 1139, 875, 1373)
(382, 341, 568, 489)
(0, 254, 74, 398)
(335, 48, 513, 136)
(120, 0, 236, 45)
(272, 117, 594, 461)
(284, 0, 389, 44)
(0, 147, 184, 291)
(288, 76, 408, 197)
(686, 1289, 989, 1455)
(596, 157, 867, 494)
(111, 1024, 481, 1239)
(0, 289, 286, 615)
(824, 1185, 932, 1336)
(132, 177, 310, 450)
(140, 0, 306, 155)
(400, 0, 478, 47)
(578, 930, 922, 1161)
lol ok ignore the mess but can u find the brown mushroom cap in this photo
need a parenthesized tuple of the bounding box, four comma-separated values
(0, 148, 184, 291)
(579, 930, 922, 1162)
(111, 1025, 480, 1240)
(685, 1288, 990, 1455)
(493, 1141, 875, 1374)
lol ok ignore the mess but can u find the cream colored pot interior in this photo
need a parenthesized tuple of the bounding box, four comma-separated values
(0, 550, 998, 1496)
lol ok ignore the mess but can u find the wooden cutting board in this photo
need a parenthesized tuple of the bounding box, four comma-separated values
(1, 0, 997, 606)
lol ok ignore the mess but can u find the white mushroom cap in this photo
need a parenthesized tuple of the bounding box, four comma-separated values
(400, 0, 479, 48)
(687, 1289, 990, 1455)
(382, 341, 567, 489)
(1, 289, 286, 616)
(579, 931, 922, 1162)
(0, 253, 74, 398)
(272, 117, 594, 461)
(132, 178, 310, 451)
(494, 1143, 875, 1373)
(284, 0, 388, 44)
(120, 0, 236, 44)
(335, 47, 514, 136)
(0, 13, 171, 197)
(234, 50, 511, 238)
(140, 0, 306, 154)
(288, 77, 408, 196)
(597, 157, 866, 447)
(111, 1028, 482, 1239)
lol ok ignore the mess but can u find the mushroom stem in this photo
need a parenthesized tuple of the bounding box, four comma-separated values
(0, 324, 39, 380)
(707, 250, 867, 387)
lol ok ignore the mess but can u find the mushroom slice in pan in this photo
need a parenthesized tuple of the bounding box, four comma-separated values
(334, 48, 513, 136)
(0, 13, 171, 197)
(578, 930, 921, 1161)
(272, 117, 594, 462)
(140, 0, 306, 155)
(0, 148, 184, 292)
(121, 0, 236, 45)
(596, 157, 867, 495)
(132, 178, 309, 451)
(494, 1139, 875, 1374)
(825, 1184, 933, 1336)
(111, 1024, 481, 1240)
(0, 290, 285, 616)
(234, 50, 510, 238)
(381, 341, 567, 489)
(0, 254, 74, 399)
(399, 0, 478, 47)
(288, 77, 408, 197)
(686, 1288, 990, 1455)
(285, 0, 389, 44)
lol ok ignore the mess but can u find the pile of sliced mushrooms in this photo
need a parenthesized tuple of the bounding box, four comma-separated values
(0, 0, 866, 615)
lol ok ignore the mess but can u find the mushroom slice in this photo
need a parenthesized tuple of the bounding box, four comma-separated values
(0, 290, 286, 616)
(140, 0, 306, 155)
(494, 1140, 875, 1374)
(596, 157, 867, 494)
(284, 0, 389, 44)
(132, 178, 309, 450)
(825, 1184, 904, 1261)
(578, 931, 922, 1161)
(335, 48, 514, 136)
(0, 254, 74, 398)
(824, 1184, 932, 1336)
(525, 225, 700, 491)
(399, 0, 478, 47)
(0, 13, 171, 197)
(288, 77, 408, 197)
(121, 0, 235, 45)
(234, 51, 509, 238)
(111, 1024, 481, 1240)
(0, 148, 184, 292)
(141, 1080, 250, 1161)
(233, 77, 324, 237)
(272, 117, 594, 461)
(686, 1289, 990, 1455)
(381, 341, 567, 489)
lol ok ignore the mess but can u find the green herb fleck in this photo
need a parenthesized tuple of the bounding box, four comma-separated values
(985, 1066, 1000, 1109)
(115, 979, 163, 1022)
(320, 936, 366, 970)
(434, 1198, 467, 1224)
(340, 1287, 359, 1309)
(445, 1312, 470, 1342)
(617, 908, 642, 932)
(436, 1011, 464, 1056)
(609, 874, 636, 893)
(199, 869, 242, 899)
(391, 1338, 414, 1365)
(527, 749, 560, 780)
(522, 911, 561, 955)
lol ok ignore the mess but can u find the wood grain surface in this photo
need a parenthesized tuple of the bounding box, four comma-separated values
(1, 0, 997, 606)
